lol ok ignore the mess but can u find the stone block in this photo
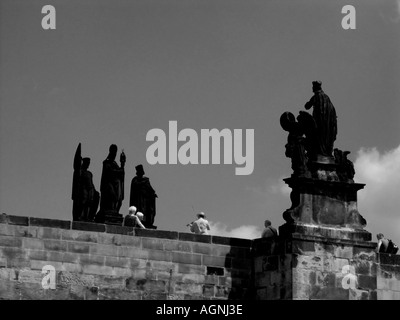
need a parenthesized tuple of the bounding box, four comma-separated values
(62, 262, 83, 273)
(142, 238, 164, 251)
(178, 263, 205, 275)
(82, 264, 114, 276)
(0, 224, 14, 237)
(255, 273, 270, 287)
(292, 281, 311, 300)
(164, 240, 192, 253)
(90, 243, 119, 257)
(295, 254, 324, 270)
(104, 256, 129, 268)
(67, 242, 91, 254)
(105, 224, 133, 236)
(292, 240, 315, 255)
(147, 250, 171, 262)
(118, 246, 148, 259)
(191, 243, 212, 255)
(0, 236, 23, 248)
(61, 230, 98, 243)
(203, 255, 230, 268)
(28, 249, 48, 261)
(43, 239, 68, 252)
(333, 245, 353, 259)
(118, 235, 141, 247)
(30, 259, 63, 271)
(46, 251, 79, 264)
(182, 273, 206, 284)
(135, 228, 179, 240)
(22, 237, 43, 250)
(72, 221, 106, 233)
(231, 258, 251, 270)
(80, 254, 105, 266)
(202, 284, 215, 298)
(262, 255, 279, 271)
(211, 236, 252, 248)
(7, 215, 29, 226)
(172, 252, 202, 265)
(218, 276, 232, 287)
(29, 217, 70, 229)
(179, 232, 211, 244)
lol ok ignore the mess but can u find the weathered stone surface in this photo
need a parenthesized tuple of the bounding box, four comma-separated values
(30, 217, 70, 229)
(179, 232, 211, 244)
(72, 221, 106, 233)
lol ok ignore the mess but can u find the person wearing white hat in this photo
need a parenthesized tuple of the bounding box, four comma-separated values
(123, 206, 146, 229)
(188, 212, 210, 235)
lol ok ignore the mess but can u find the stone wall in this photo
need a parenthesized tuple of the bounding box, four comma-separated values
(1, 213, 399, 300)
(377, 253, 400, 299)
(0, 214, 252, 300)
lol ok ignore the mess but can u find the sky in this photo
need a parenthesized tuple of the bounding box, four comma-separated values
(0, 0, 399, 246)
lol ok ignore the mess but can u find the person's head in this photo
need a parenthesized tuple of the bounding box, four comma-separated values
(108, 144, 118, 161)
(82, 157, 90, 170)
(128, 206, 137, 215)
(197, 212, 206, 219)
(264, 220, 272, 228)
(377, 233, 385, 240)
(312, 80, 322, 93)
(136, 212, 144, 221)
(135, 164, 145, 177)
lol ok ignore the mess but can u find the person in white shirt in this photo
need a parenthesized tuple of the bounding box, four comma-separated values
(188, 212, 210, 235)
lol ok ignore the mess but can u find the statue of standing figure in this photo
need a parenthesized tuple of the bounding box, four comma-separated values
(304, 81, 337, 161)
(71, 143, 99, 221)
(99, 144, 126, 214)
(130, 164, 158, 228)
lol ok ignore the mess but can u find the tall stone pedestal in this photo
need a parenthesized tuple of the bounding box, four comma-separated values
(280, 176, 371, 242)
(254, 175, 378, 300)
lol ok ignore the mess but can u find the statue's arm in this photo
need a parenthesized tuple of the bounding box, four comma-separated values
(305, 96, 315, 110)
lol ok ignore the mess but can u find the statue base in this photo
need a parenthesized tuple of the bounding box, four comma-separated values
(94, 210, 123, 226)
(281, 176, 371, 241)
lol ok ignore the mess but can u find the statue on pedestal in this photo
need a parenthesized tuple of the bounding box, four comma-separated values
(71, 143, 99, 222)
(98, 144, 125, 215)
(130, 164, 158, 228)
(304, 81, 337, 161)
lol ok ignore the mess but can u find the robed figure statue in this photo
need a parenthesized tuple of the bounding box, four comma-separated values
(304, 81, 337, 160)
(99, 144, 126, 214)
(130, 164, 157, 228)
(72, 143, 99, 221)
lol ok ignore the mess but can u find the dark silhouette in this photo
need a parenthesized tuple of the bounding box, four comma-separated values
(72, 143, 82, 221)
(304, 81, 337, 160)
(280, 111, 311, 178)
(99, 144, 125, 214)
(334, 149, 355, 183)
(129, 165, 157, 228)
(78, 158, 99, 221)
(72, 144, 99, 221)
(261, 220, 278, 239)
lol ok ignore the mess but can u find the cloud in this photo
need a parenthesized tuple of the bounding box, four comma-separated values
(270, 177, 291, 196)
(208, 221, 262, 240)
(354, 144, 400, 244)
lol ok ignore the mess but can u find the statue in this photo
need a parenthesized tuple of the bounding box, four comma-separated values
(78, 158, 99, 221)
(304, 81, 337, 160)
(280, 112, 310, 178)
(99, 144, 126, 214)
(130, 164, 158, 228)
(71, 144, 99, 221)
(334, 149, 355, 183)
(72, 143, 82, 221)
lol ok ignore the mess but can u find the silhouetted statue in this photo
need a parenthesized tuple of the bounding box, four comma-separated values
(334, 149, 355, 183)
(280, 111, 311, 178)
(304, 81, 337, 160)
(99, 144, 126, 214)
(130, 164, 157, 228)
(71, 144, 99, 221)
(78, 158, 99, 221)
(72, 143, 82, 221)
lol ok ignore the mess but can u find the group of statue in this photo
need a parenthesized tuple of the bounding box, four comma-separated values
(280, 81, 355, 182)
(71, 143, 157, 228)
